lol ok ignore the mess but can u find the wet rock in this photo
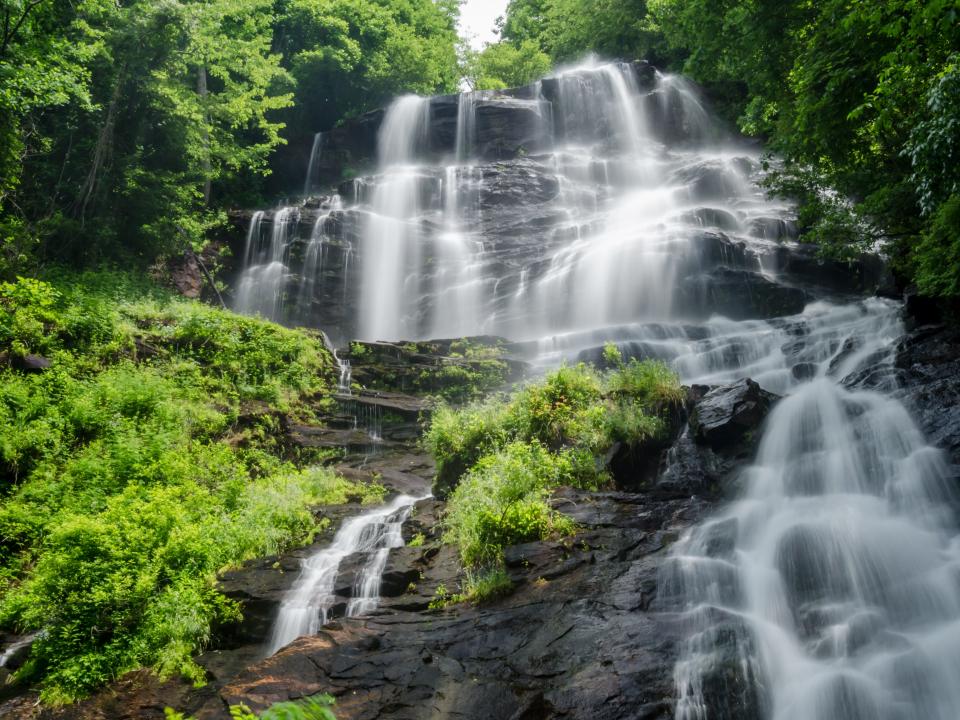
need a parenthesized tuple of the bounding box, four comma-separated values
(11, 354, 51, 372)
(679, 616, 767, 720)
(773, 244, 893, 296)
(748, 216, 797, 241)
(896, 324, 960, 467)
(678, 268, 809, 320)
(474, 98, 550, 159)
(193, 490, 712, 720)
(691, 379, 775, 452)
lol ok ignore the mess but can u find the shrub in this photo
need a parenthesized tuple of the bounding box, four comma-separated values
(462, 567, 513, 604)
(444, 442, 577, 566)
(428, 359, 684, 572)
(426, 359, 682, 498)
(0, 270, 374, 702)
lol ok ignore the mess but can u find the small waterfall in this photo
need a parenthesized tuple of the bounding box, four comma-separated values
(0, 633, 37, 668)
(267, 494, 420, 655)
(295, 196, 342, 322)
(335, 352, 352, 395)
(455, 90, 483, 161)
(235, 206, 298, 320)
(661, 300, 960, 720)
(304, 132, 325, 196)
(427, 165, 484, 338)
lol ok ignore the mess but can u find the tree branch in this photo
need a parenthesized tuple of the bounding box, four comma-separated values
(0, 0, 49, 59)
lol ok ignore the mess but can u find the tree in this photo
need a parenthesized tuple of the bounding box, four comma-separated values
(462, 39, 551, 91)
(275, 0, 461, 135)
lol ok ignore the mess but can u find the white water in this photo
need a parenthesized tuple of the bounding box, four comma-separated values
(267, 494, 420, 655)
(235, 206, 298, 319)
(238, 58, 960, 719)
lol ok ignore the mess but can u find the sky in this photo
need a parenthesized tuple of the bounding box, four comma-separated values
(458, 0, 511, 51)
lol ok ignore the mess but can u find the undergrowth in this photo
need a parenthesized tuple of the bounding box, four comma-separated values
(425, 345, 684, 582)
(0, 271, 382, 703)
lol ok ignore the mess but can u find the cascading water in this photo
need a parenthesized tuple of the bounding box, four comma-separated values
(661, 306, 960, 720)
(267, 494, 420, 655)
(237, 57, 960, 718)
(235, 206, 298, 319)
(358, 95, 431, 340)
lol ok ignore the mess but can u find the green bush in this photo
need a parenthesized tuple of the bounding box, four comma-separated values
(166, 694, 337, 720)
(444, 442, 576, 566)
(461, 567, 514, 604)
(914, 194, 960, 297)
(425, 359, 682, 498)
(429, 358, 683, 572)
(0, 271, 378, 703)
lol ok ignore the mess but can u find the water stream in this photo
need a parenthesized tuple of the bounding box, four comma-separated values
(267, 494, 420, 655)
(242, 58, 960, 718)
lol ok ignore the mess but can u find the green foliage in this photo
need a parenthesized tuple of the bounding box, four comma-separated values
(500, 0, 670, 65)
(461, 567, 513, 604)
(905, 57, 960, 218)
(914, 195, 960, 298)
(0, 0, 462, 274)
(0, 272, 381, 702)
(275, 0, 461, 135)
(462, 39, 551, 91)
(428, 359, 683, 567)
(166, 695, 337, 720)
(444, 441, 576, 566)
(1, 0, 296, 268)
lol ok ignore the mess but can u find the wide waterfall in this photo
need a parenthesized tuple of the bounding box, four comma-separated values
(233, 57, 804, 345)
(234, 57, 960, 719)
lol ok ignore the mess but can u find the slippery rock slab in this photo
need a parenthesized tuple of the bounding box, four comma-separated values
(678, 268, 810, 320)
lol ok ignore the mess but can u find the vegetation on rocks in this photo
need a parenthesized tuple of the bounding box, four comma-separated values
(0, 272, 382, 702)
(426, 353, 684, 574)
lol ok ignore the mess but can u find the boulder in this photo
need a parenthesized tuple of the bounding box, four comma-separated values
(691, 379, 776, 452)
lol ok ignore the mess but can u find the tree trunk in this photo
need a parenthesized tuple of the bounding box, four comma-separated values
(75, 69, 123, 225)
(197, 64, 211, 205)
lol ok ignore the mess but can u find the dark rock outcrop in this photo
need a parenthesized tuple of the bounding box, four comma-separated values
(896, 324, 960, 468)
(691, 379, 775, 452)
(653, 381, 775, 499)
(679, 268, 809, 320)
(195, 489, 714, 720)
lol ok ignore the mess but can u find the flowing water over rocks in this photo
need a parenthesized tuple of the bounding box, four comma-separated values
(13, 60, 960, 720)
(225, 58, 960, 720)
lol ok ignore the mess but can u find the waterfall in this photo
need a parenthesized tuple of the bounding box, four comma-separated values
(236, 59, 960, 719)
(236, 60, 779, 341)
(235, 206, 298, 320)
(267, 494, 421, 655)
(358, 95, 430, 340)
(295, 196, 342, 323)
(304, 131, 325, 196)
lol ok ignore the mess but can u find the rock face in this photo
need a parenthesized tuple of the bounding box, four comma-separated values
(195, 490, 714, 720)
(896, 324, 960, 468)
(652, 381, 775, 499)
